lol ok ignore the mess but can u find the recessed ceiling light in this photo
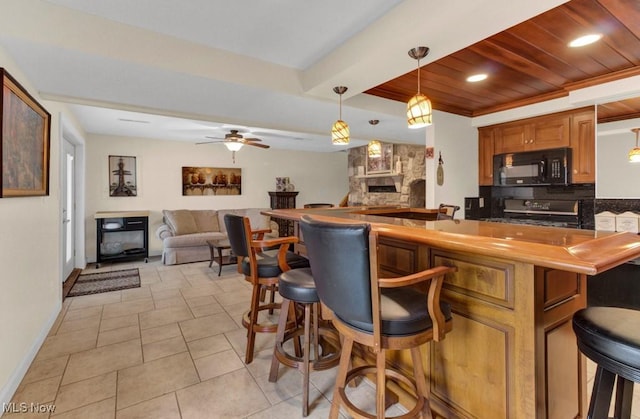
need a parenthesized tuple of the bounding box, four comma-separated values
(466, 74, 488, 83)
(568, 34, 602, 48)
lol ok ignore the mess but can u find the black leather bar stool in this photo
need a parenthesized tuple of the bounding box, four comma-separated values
(224, 213, 310, 364)
(268, 267, 340, 416)
(300, 215, 456, 419)
(572, 307, 640, 419)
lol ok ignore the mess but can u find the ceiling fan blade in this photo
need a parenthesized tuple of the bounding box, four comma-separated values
(243, 137, 262, 142)
(196, 140, 224, 145)
(246, 142, 270, 149)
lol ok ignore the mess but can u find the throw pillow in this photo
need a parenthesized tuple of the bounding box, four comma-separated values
(192, 210, 220, 232)
(163, 209, 198, 236)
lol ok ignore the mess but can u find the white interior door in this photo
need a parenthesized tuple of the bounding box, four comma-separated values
(62, 138, 76, 281)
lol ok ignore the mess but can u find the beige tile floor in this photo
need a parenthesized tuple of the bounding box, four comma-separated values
(4, 257, 408, 419)
(5, 257, 640, 419)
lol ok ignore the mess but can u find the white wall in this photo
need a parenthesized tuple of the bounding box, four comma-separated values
(0, 48, 86, 406)
(84, 134, 348, 262)
(597, 117, 640, 198)
(425, 110, 478, 211)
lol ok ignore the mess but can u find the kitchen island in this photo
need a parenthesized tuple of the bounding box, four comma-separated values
(264, 207, 640, 419)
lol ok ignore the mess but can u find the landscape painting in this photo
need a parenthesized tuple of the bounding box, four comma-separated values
(182, 167, 242, 196)
(1, 68, 51, 197)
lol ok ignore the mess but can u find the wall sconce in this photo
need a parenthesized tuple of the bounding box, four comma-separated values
(331, 86, 349, 145)
(629, 128, 640, 163)
(407, 46, 432, 129)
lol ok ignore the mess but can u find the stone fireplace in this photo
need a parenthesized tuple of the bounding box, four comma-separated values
(348, 144, 426, 207)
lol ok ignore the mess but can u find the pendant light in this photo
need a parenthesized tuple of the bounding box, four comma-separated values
(367, 119, 381, 157)
(331, 86, 349, 145)
(629, 128, 640, 163)
(407, 46, 432, 129)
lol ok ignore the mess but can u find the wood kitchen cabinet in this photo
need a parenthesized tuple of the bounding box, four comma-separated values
(478, 127, 495, 185)
(481, 106, 595, 184)
(494, 113, 570, 154)
(570, 108, 596, 184)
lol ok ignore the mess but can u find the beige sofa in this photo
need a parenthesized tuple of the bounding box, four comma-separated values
(156, 208, 278, 265)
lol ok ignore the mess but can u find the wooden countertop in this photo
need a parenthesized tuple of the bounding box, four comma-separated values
(264, 207, 640, 275)
(95, 210, 150, 219)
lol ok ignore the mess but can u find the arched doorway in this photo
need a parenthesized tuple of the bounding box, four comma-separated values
(408, 179, 425, 208)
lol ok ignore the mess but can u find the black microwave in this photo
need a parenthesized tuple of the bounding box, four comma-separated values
(493, 147, 571, 186)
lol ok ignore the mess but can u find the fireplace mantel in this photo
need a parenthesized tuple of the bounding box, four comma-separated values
(354, 173, 403, 179)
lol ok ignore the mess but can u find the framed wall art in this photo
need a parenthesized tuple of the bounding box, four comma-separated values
(109, 155, 137, 197)
(1, 68, 51, 197)
(182, 166, 241, 196)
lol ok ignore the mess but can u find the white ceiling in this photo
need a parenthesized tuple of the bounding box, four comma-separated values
(0, 0, 568, 152)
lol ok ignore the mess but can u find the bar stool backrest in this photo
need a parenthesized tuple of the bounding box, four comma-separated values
(300, 215, 373, 326)
(224, 214, 251, 258)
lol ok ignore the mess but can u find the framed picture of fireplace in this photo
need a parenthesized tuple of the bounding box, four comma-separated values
(1, 68, 51, 197)
(367, 142, 393, 174)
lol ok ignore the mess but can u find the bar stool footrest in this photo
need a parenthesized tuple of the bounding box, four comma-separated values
(338, 365, 425, 419)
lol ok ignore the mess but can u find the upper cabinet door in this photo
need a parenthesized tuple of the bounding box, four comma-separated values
(478, 127, 495, 186)
(529, 115, 571, 151)
(495, 123, 528, 154)
(495, 116, 571, 154)
(570, 108, 596, 184)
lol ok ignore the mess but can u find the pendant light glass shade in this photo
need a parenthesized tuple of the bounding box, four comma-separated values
(407, 93, 432, 129)
(629, 128, 640, 163)
(368, 140, 382, 157)
(629, 148, 640, 162)
(332, 86, 349, 145)
(407, 47, 432, 129)
(331, 120, 350, 145)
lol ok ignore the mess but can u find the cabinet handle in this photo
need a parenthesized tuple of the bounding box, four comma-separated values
(128, 221, 143, 225)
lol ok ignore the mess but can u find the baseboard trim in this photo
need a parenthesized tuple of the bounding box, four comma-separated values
(62, 268, 82, 301)
(0, 301, 62, 412)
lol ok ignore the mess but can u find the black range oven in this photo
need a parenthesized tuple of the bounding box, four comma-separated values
(484, 199, 582, 228)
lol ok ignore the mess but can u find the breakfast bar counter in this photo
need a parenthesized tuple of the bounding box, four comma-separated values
(264, 207, 640, 419)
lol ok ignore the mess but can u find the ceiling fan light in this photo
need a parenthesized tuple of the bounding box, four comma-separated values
(407, 93, 432, 129)
(225, 142, 243, 152)
(331, 120, 350, 145)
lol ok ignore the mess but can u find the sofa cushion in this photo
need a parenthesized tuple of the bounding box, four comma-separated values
(192, 210, 220, 233)
(163, 210, 198, 236)
(163, 232, 226, 248)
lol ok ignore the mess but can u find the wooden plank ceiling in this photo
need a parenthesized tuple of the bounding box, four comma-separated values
(366, 0, 640, 122)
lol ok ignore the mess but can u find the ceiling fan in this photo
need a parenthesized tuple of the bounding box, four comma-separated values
(197, 129, 270, 162)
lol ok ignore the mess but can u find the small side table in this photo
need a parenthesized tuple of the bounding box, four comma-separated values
(207, 240, 235, 276)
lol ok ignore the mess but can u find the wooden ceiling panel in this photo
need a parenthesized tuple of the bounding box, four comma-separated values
(598, 97, 640, 123)
(365, 0, 640, 120)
